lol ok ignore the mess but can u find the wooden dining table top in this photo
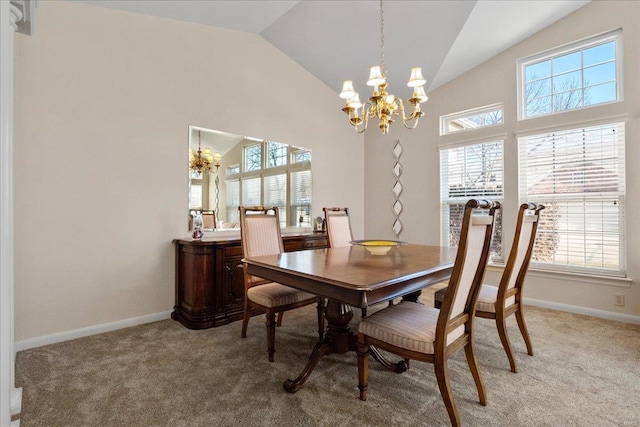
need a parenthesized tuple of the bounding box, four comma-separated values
(244, 244, 458, 308)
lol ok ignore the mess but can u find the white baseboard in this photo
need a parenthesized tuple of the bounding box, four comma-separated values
(16, 310, 173, 352)
(10, 421, 19, 427)
(10, 387, 21, 416)
(524, 297, 640, 325)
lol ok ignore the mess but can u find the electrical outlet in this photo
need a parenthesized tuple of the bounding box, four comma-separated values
(614, 293, 625, 307)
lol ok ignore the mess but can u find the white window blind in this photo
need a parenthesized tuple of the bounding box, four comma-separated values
(440, 140, 503, 260)
(242, 177, 261, 207)
(189, 184, 202, 209)
(291, 170, 312, 227)
(518, 122, 625, 276)
(264, 173, 287, 227)
(225, 180, 240, 223)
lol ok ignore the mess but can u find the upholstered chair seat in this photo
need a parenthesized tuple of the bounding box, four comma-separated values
(475, 285, 515, 313)
(246, 283, 317, 308)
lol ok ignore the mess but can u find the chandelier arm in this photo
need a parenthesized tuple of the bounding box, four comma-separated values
(392, 97, 423, 129)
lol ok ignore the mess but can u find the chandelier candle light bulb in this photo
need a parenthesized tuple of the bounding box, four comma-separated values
(339, 0, 427, 134)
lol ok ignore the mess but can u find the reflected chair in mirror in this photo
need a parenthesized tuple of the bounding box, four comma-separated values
(434, 202, 544, 373)
(357, 199, 500, 427)
(240, 206, 325, 362)
(202, 211, 216, 230)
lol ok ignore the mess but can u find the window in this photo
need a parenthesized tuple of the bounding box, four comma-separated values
(292, 149, 311, 164)
(440, 140, 504, 261)
(266, 141, 288, 168)
(264, 174, 287, 226)
(518, 122, 625, 276)
(440, 104, 504, 136)
(189, 184, 202, 209)
(228, 141, 312, 228)
(244, 143, 262, 171)
(518, 30, 621, 120)
(291, 170, 312, 227)
(242, 177, 261, 206)
(225, 180, 239, 223)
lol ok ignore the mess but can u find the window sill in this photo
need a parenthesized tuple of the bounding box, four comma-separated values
(486, 264, 632, 288)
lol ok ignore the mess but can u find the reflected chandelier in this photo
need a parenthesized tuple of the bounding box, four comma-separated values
(190, 130, 221, 174)
(339, 0, 428, 135)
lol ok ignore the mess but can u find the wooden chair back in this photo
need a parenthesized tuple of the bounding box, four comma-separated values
(323, 207, 353, 248)
(499, 203, 544, 297)
(437, 199, 500, 347)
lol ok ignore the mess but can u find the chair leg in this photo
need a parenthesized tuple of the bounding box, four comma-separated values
(265, 311, 277, 362)
(496, 315, 518, 373)
(317, 298, 326, 341)
(356, 334, 369, 401)
(464, 342, 487, 406)
(241, 299, 250, 338)
(515, 309, 534, 357)
(276, 311, 284, 327)
(434, 358, 461, 427)
(360, 307, 367, 318)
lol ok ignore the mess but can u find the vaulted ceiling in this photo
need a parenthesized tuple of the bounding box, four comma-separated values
(76, 0, 590, 98)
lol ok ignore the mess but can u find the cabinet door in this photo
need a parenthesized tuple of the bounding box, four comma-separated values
(221, 248, 245, 318)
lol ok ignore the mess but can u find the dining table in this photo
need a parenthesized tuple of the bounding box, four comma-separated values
(243, 243, 458, 392)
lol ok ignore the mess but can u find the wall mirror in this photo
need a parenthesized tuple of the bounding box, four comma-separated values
(188, 126, 312, 232)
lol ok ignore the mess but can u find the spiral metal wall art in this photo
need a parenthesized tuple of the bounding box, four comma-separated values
(392, 140, 403, 237)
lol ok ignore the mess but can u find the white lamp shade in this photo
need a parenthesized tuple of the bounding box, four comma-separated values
(407, 67, 426, 87)
(339, 80, 356, 99)
(203, 148, 214, 162)
(367, 65, 385, 86)
(347, 93, 362, 109)
(414, 86, 428, 103)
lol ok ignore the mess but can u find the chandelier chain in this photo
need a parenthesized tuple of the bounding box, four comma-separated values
(379, 0, 385, 75)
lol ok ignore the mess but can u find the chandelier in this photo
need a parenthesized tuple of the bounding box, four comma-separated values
(190, 130, 221, 174)
(339, 0, 428, 135)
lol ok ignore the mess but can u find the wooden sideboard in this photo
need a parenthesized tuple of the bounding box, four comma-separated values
(172, 233, 327, 329)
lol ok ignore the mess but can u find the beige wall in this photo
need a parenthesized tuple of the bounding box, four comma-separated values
(14, 1, 364, 341)
(364, 1, 640, 318)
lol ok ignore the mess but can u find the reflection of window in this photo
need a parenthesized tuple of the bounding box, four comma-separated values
(518, 30, 620, 120)
(292, 150, 311, 164)
(518, 122, 625, 276)
(190, 170, 203, 179)
(291, 170, 312, 227)
(267, 142, 288, 168)
(440, 140, 504, 261)
(227, 164, 240, 176)
(189, 184, 202, 209)
(440, 104, 503, 136)
(225, 180, 239, 223)
(228, 140, 311, 227)
(242, 177, 261, 206)
(244, 143, 262, 171)
(265, 174, 287, 226)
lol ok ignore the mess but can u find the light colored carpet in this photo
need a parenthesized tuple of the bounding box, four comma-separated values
(15, 289, 640, 427)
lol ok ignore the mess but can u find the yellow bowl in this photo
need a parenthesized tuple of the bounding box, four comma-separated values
(350, 240, 406, 255)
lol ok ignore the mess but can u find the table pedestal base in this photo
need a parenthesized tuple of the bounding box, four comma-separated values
(283, 299, 406, 393)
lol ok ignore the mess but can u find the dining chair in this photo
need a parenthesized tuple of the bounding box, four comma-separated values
(202, 210, 216, 230)
(434, 202, 544, 373)
(239, 206, 325, 362)
(323, 207, 353, 248)
(356, 199, 500, 427)
(323, 207, 383, 318)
